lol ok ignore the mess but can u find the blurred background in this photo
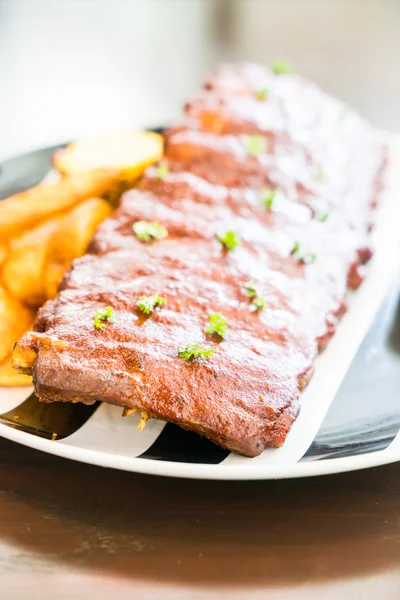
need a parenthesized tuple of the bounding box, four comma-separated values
(1, 0, 399, 161)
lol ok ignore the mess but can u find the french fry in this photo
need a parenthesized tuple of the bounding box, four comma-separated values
(0, 169, 119, 240)
(54, 130, 163, 184)
(44, 197, 113, 299)
(0, 286, 34, 364)
(2, 216, 65, 306)
(0, 356, 32, 387)
(0, 242, 8, 269)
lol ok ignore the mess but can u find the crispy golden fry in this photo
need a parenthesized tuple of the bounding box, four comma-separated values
(0, 242, 8, 269)
(0, 169, 118, 240)
(53, 131, 163, 184)
(2, 216, 65, 306)
(0, 356, 32, 387)
(0, 286, 35, 364)
(44, 197, 112, 299)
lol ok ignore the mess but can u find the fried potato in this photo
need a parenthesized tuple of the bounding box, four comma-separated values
(2, 216, 65, 306)
(0, 286, 35, 364)
(0, 356, 32, 387)
(53, 130, 163, 185)
(0, 169, 119, 240)
(0, 242, 8, 269)
(44, 197, 112, 299)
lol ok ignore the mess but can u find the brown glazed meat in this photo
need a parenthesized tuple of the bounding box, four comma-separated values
(13, 63, 386, 457)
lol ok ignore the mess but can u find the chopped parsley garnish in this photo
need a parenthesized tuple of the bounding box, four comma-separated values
(137, 293, 166, 315)
(156, 162, 169, 179)
(291, 241, 316, 264)
(253, 296, 265, 310)
(241, 135, 267, 157)
(244, 281, 264, 309)
(315, 211, 329, 222)
(244, 281, 258, 298)
(272, 59, 294, 75)
(178, 344, 215, 361)
(292, 240, 301, 255)
(94, 306, 116, 330)
(205, 313, 228, 339)
(256, 88, 269, 101)
(260, 188, 276, 210)
(133, 221, 168, 242)
(217, 230, 241, 250)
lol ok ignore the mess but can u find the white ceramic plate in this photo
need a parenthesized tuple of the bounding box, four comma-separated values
(0, 135, 399, 480)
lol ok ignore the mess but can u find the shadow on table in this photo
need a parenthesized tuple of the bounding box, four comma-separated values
(0, 438, 399, 587)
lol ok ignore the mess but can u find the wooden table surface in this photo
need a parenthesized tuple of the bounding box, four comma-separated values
(0, 437, 399, 599)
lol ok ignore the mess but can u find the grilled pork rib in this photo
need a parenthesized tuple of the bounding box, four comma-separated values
(13, 63, 385, 456)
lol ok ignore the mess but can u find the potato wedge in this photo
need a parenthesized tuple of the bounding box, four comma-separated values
(2, 216, 65, 306)
(0, 242, 8, 269)
(54, 130, 163, 185)
(0, 169, 119, 239)
(0, 356, 32, 387)
(44, 197, 113, 299)
(0, 286, 34, 363)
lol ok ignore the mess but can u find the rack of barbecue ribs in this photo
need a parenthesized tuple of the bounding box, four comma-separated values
(13, 63, 386, 457)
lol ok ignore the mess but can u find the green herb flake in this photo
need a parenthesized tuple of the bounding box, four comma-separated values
(260, 188, 276, 210)
(253, 296, 265, 310)
(205, 313, 228, 339)
(217, 230, 241, 251)
(256, 88, 269, 101)
(133, 221, 168, 242)
(241, 135, 267, 157)
(272, 59, 294, 75)
(315, 211, 329, 222)
(94, 306, 116, 331)
(291, 241, 316, 264)
(244, 281, 258, 298)
(291, 240, 301, 255)
(244, 281, 265, 309)
(316, 167, 326, 181)
(178, 344, 215, 361)
(137, 294, 166, 315)
(156, 162, 169, 179)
